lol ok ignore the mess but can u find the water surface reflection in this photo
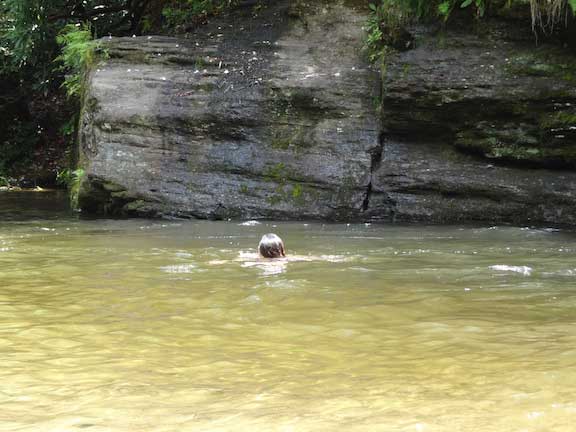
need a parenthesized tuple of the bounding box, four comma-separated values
(1, 195, 576, 431)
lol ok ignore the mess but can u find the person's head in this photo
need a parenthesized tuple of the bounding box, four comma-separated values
(258, 233, 286, 258)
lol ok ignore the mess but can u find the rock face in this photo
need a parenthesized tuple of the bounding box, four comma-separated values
(78, 1, 576, 225)
(78, 0, 380, 220)
(367, 139, 576, 225)
(365, 20, 576, 225)
(380, 22, 576, 168)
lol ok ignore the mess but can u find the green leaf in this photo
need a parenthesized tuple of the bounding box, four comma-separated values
(476, 0, 485, 17)
(369, 3, 377, 11)
(461, 0, 473, 8)
(569, 0, 576, 15)
(438, 1, 451, 16)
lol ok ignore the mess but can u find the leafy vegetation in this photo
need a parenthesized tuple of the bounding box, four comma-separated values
(56, 25, 104, 97)
(368, 0, 576, 26)
(366, 0, 576, 61)
(0, 0, 238, 183)
(57, 167, 85, 206)
(162, 0, 237, 30)
(1, 0, 152, 87)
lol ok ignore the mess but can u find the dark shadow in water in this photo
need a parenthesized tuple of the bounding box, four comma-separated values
(0, 191, 74, 221)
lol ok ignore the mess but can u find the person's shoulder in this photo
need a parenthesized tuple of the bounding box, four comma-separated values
(286, 255, 314, 262)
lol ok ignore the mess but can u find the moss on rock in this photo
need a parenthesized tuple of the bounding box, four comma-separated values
(455, 116, 576, 167)
(540, 111, 576, 130)
(505, 49, 576, 82)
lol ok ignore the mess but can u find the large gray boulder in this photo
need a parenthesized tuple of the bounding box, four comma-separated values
(78, 0, 380, 219)
(78, 1, 576, 225)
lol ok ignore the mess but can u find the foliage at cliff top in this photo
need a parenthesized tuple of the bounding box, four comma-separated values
(1, 0, 151, 87)
(370, 0, 576, 32)
(366, 0, 576, 61)
(56, 25, 103, 98)
(162, 0, 237, 31)
(369, 0, 576, 27)
(0, 0, 236, 73)
(0, 0, 236, 179)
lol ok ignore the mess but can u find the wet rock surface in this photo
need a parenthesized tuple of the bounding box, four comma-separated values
(78, 0, 380, 220)
(370, 20, 576, 225)
(381, 21, 576, 168)
(78, 2, 576, 225)
(367, 139, 576, 225)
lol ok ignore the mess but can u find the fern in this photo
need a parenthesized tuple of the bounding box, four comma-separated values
(56, 24, 102, 98)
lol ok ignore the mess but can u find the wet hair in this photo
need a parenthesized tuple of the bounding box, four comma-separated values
(258, 233, 286, 258)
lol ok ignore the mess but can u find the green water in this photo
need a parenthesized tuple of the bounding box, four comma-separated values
(1, 192, 576, 431)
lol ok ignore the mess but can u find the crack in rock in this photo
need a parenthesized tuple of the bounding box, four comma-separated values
(362, 131, 385, 212)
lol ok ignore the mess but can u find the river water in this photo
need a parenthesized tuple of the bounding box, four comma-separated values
(1, 192, 575, 432)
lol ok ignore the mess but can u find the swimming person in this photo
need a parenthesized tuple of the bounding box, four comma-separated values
(207, 232, 349, 275)
(258, 233, 286, 259)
